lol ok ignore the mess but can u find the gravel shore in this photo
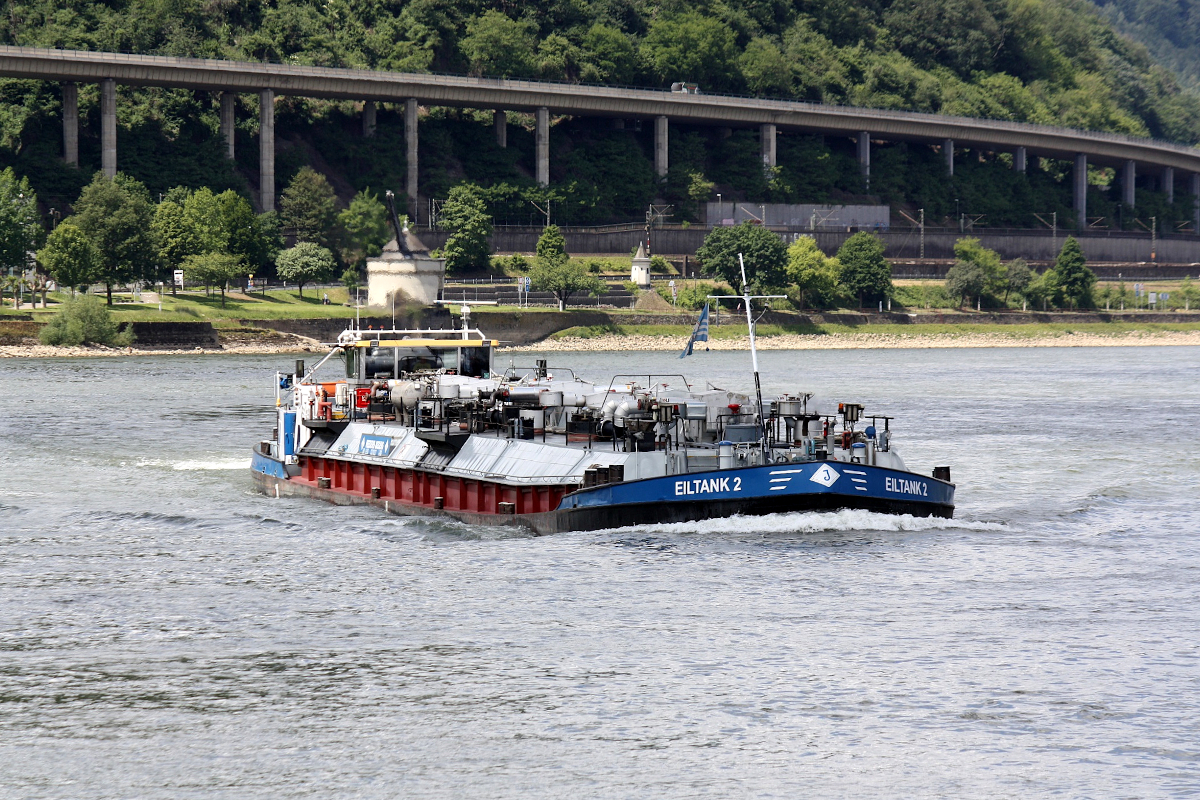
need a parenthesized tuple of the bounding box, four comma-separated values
(4, 329, 1198, 358)
(505, 329, 1200, 352)
(0, 340, 325, 359)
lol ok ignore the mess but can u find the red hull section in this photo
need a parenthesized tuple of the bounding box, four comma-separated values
(294, 455, 574, 516)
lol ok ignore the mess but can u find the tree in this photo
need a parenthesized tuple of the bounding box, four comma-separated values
(945, 260, 986, 308)
(440, 185, 493, 272)
(460, 11, 537, 78)
(1004, 259, 1033, 303)
(280, 167, 339, 249)
(152, 199, 201, 274)
(275, 242, 335, 299)
(341, 266, 361, 297)
(182, 252, 248, 307)
(69, 173, 159, 305)
(530, 225, 602, 310)
(183, 187, 228, 253)
(695, 222, 788, 290)
(579, 24, 638, 84)
(0, 168, 43, 276)
(27, 266, 51, 308)
(38, 223, 99, 296)
(1024, 269, 1060, 310)
(952, 237, 1004, 299)
(784, 236, 840, 309)
(740, 37, 792, 97)
(537, 33, 582, 81)
(687, 173, 715, 206)
(220, 192, 279, 274)
(836, 232, 892, 305)
(531, 258, 604, 312)
(1051, 236, 1096, 309)
(2, 272, 26, 309)
(338, 189, 390, 262)
(535, 224, 568, 270)
(641, 12, 740, 91)
(1180, 275, 1197, 311)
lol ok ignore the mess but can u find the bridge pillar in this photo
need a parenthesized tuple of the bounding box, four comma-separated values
(654, 115, 668, 177)
(405, 98, 419, 219)
(259, 88, 274, 212)
(100, 78, 116, 178)
(1074, 153, 1087, 230)
(857, 131, 870, 190)
(1122, 160, 1136, 207)
(760, 123, 776, 168)
(536, 107, 550, 186)
(62, 82, 78, 166)
(220, 92, 236, 160)
(494, 110, 506, 148)
(362, 100, 376, 138)
(943, 138, 954, 176)
(1014, 146, 1026, 173)
(1163, 166, 1174, 203)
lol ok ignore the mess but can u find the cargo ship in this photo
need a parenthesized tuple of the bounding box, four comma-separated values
(250, 284, 955, 533)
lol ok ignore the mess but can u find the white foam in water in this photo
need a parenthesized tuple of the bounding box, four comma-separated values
(608, 508, 1008, 536)
(138, 458, 251, 471)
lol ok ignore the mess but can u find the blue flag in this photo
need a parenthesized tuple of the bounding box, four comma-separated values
(679, 302, 710, 358)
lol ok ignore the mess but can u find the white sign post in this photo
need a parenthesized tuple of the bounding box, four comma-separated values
(174, 269, 184, 288)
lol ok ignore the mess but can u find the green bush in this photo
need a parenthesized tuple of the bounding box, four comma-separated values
(892, 283, 956, 309)
(39, 295, 134, 347)
(661, 282, 731, 310)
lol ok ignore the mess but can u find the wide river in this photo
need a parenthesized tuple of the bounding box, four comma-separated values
(1, 345, 1198, 798)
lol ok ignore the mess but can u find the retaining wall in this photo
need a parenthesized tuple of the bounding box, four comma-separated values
(128, 321, 218, 347)
(420, 226, 1200, 268)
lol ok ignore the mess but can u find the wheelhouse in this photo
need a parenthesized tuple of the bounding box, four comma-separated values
(345, 331, 498, 380)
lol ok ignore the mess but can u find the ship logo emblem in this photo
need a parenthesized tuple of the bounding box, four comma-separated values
(358, 434, 394, 457)
(810, 464, 840, 487)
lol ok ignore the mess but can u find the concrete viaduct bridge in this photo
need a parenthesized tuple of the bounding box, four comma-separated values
(3, 44, 1200, 231)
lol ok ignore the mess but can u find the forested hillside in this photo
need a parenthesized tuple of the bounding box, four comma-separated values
(1092, 0, 1200, 90)
(2, 0, 1199, 230)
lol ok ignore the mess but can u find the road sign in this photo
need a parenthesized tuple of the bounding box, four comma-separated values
(173, 269, 184, 287)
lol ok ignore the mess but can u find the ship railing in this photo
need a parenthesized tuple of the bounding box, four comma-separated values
(318, 448, 586, 486)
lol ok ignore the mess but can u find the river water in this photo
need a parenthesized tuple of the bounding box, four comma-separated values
(1, 346, 1198, 798)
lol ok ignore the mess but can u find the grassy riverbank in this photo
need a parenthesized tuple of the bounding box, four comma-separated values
(0, 288, 362, 325)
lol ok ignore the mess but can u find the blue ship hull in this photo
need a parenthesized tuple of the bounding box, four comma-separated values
(253, 444, 952, 534)
(251, 447, 290, 479)
(555, 460, 953, 531)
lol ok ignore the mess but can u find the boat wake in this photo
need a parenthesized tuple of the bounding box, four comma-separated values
(606, 508, 1007, 536)
(138, 458, 252, 471)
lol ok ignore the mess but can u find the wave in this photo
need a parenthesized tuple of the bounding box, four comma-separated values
(600, 508, 1008, 536)
(137, 458, 250, 471)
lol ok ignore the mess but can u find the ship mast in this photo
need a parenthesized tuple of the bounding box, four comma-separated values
(737, 253, 785, 458)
